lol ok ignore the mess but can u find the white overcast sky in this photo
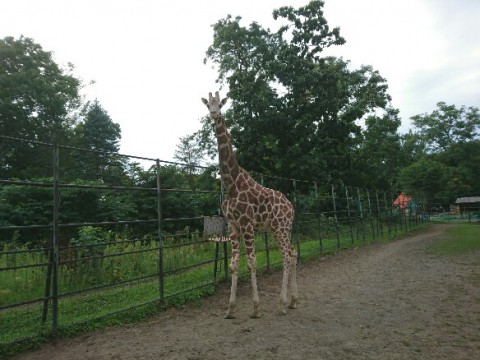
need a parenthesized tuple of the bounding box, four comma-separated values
(2, 0, 479, 162)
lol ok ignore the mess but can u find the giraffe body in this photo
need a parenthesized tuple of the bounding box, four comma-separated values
(202, 92, 298, 318)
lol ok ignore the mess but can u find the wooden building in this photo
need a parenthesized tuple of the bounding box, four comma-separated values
(455, 196, 480, 222)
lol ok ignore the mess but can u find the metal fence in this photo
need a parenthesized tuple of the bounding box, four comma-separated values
(0, 135, 428, 352)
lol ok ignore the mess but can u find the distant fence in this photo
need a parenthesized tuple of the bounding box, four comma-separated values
(0, 135, 429, 352)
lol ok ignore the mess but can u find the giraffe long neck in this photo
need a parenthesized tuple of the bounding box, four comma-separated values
(214, 114, 240, 193)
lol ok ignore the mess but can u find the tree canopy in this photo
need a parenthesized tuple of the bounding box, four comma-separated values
(0, 36, 81, 143)
(0, 36, 83, 178)
(410, 102, 480, 153)
(71, 100, 123, 182)
(398, 102, 480, 205)
(202, 0, 392, 183)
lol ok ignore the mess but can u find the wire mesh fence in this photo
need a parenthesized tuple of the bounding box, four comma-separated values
(0, 135, 429, 352)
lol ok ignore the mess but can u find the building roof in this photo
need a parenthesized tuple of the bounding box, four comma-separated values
(393, 193, 411, 208)
(455, 196, 480, 204)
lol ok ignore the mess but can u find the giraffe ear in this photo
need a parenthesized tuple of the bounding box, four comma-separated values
(221, 98, 228, 106)
(201, 98, 208, 105)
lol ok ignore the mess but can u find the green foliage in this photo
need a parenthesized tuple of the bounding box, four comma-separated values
(0, 244, 47, 306)
(0, 164, 220, 247)
(174, 133, 208, 168)
(411, 102, 480, 153)
(70, 101, 124, 183)
(397, 158, 451, 204)
(76, 101, 121, 153)
(0, 180, 52, 228)
(203, 1, 393, 184)
(0, 36, 81, 141)
(0, 179, 141, 246)
(436, 141, 480, 196)
(354, 108, 404, 189)
(0, 36, 82, 179)
(399, 103, 480, 204)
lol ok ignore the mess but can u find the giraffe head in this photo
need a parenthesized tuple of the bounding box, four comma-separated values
(201, 91, 228, 119)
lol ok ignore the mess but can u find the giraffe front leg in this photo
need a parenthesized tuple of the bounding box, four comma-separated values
(226, 269, 238, 319)
(288, 250, 298, 309)
(244, 232, 260, 319)
(225, 224, 240, 319)
(275, 232, 294, 316)
(277, 265, 289, 315)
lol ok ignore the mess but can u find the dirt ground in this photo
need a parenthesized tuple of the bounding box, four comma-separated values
(16, 224, 480, 359)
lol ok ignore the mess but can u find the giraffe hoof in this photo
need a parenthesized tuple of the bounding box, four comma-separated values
(224, 314, 236, 319)
(275, 309, 287, 316)
(288, 303, 297, 309)
(248, 313, 261, 319)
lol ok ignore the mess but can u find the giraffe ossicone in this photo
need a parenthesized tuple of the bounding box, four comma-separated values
(201, 91, 298, 318)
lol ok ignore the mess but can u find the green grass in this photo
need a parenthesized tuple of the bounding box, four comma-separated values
(428, 224, 480, 255)
(0, 265, 217, 358)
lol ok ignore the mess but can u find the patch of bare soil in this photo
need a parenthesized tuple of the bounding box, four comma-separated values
(16, 224, 480, 359)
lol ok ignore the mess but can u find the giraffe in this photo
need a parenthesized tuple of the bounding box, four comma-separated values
(201, 91, 298, 318)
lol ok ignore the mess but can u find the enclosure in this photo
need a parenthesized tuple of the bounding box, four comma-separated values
(0, 135, 429, 356)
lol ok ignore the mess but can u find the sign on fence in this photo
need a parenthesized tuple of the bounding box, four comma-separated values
(203, 216, 229, 242)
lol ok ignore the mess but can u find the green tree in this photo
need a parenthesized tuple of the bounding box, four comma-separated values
(411, 102, 480, 153)
(203, 1, 391, 183)
(436, 141, 480, 197)
(400, 130, 427, 164)
(400, 102, 480, 204)
(0, 36, 81, 178)
(173, 133, 210, 169)
(397, 158, 451, 205)
(353, 108, 404, 190)
(77, 100, 121, 153)
(71, 100, 124, 182)
(125, 164, 219, 234)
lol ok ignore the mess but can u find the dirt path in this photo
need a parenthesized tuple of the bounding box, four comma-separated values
(16, 224, 480, 359)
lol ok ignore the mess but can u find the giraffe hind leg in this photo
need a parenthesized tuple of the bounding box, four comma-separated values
(275, 230, 294, 315)
(243, 226, 260, 318)
(288, 249, 298, 309)
(225, 223, 240, 319)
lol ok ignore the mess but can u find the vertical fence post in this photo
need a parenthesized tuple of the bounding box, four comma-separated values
(398, 194, 405, 233)
(213, 241, 220, 283)
(292, 179, 301, 261)
(375, 191, 383, 238)
(51, 144, 60, 332)
(406, 198, 410, 228)
(222, 242, 229, 279)
(366, 190, 375, 241)
(213, 179, 224, 284)
(357, 188, 366, 243)
(41, 247, 53, 323)
(261, 175, 270, 272)
(391, 193, 398, 235)
(314, 182, 323, 255)
(408, 200, 413, 230)
(383, 192, 392, 238)
(42, 144, 58, 325)
(331, 184, 340, 249)
(345, 187, 354, 245)
(220, 182, 228, 280)
(155, 159, 164, 305)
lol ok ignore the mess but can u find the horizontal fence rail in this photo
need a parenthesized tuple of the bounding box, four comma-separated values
(0, 135, 431, 353)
